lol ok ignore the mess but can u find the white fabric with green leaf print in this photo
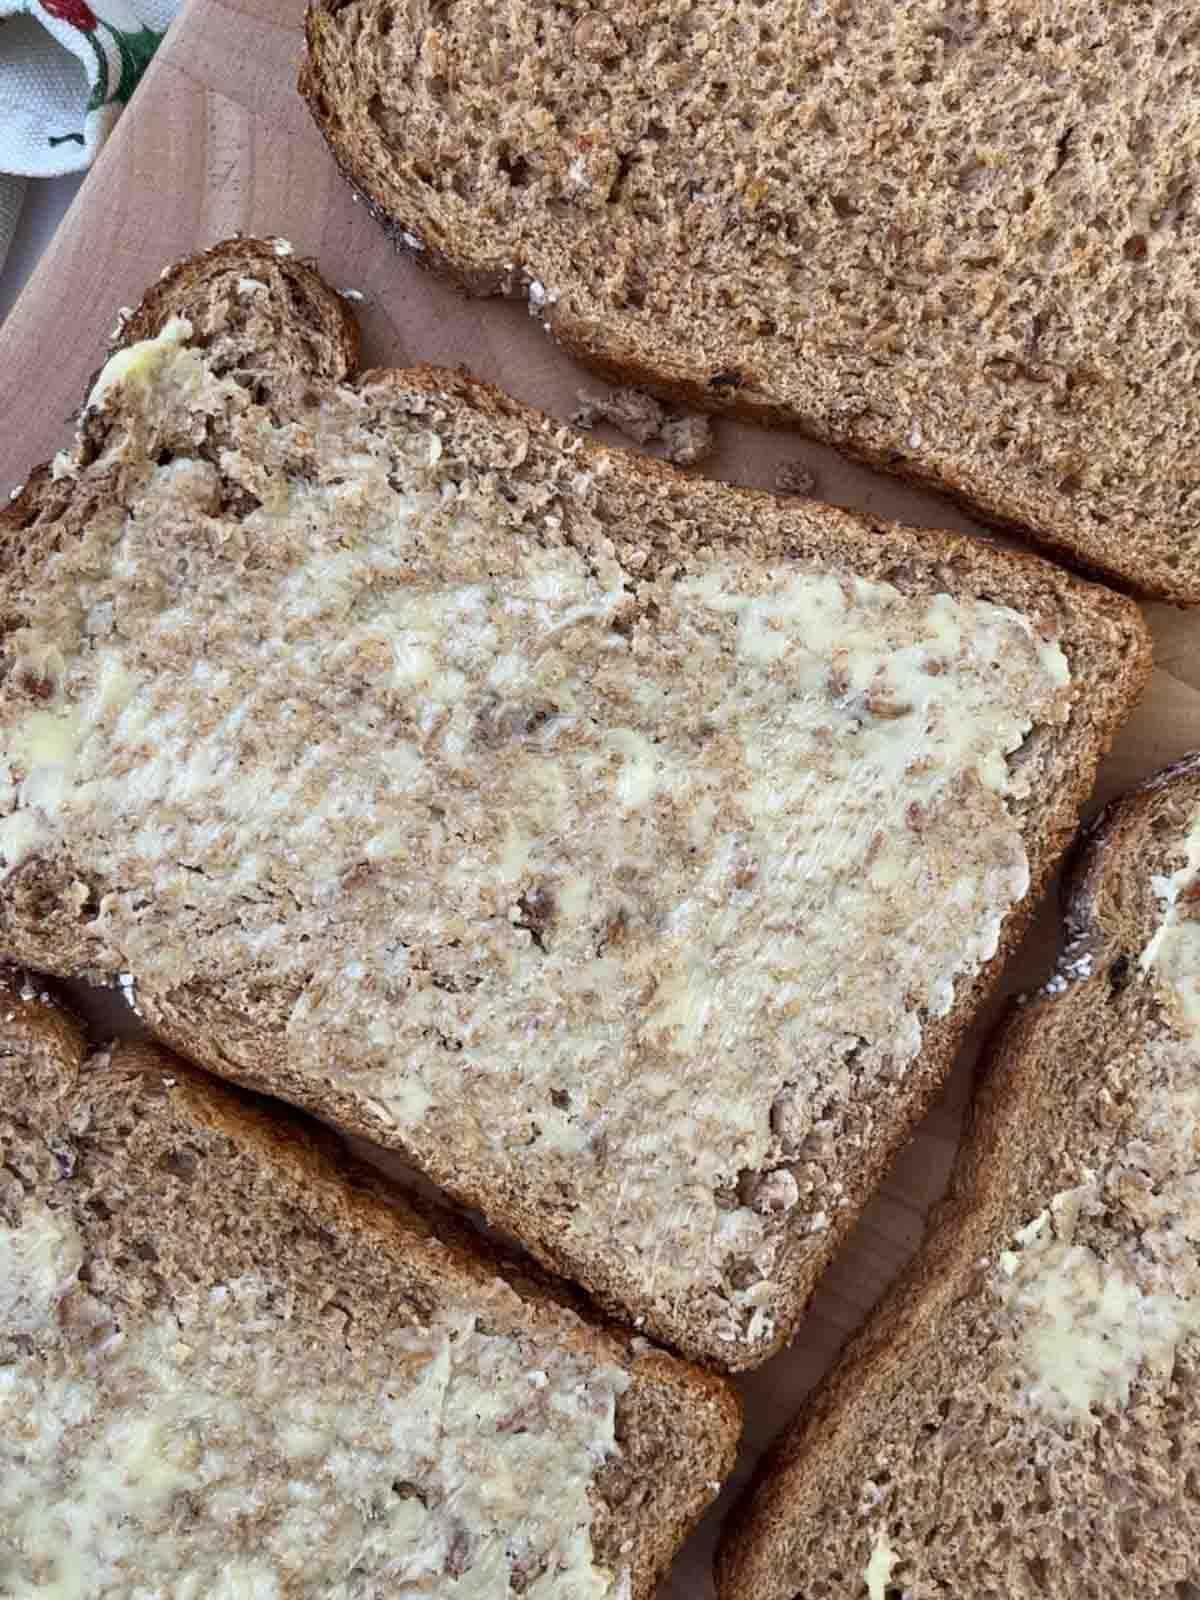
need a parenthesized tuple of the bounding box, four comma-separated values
(0, 0, 174, 177)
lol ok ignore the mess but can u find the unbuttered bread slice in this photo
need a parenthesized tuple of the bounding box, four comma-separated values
(302, 1, 1200, 603)
(719, 755, 1200, 1600)
(0, 984, 737, 1597)
(0, 241, 1149, 1369)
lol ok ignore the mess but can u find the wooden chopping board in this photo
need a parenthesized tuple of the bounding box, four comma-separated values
(2, 0, 1200, 1591)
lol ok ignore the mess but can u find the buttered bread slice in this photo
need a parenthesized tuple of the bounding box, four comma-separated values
(0, 241, 1149, 1367)
(0, 985, 737, 1598)
(720, 756, 1200, 1599)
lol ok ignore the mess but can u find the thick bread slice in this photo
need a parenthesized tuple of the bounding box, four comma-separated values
(0, 242, 1149, 1370)
(718, 754, 1200, 1600)
(301, 1, 1200, 604)
(0, 984, 738, 1598)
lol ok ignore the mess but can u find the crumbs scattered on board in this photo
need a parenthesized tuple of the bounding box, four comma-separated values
(571, 387, 715, 466)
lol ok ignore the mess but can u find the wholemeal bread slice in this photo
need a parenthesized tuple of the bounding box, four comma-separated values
(0, 240, 1149, 1369)
(718, 753, 1200, 1600)
(301, 1, 1200, 603)
(0, 982, 738, 1597)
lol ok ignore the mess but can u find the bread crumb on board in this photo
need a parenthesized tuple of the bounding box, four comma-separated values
(571, 386, 715, 465)
(658, 415, 714, 466)
(527, 279, 560, 315)
(774, 461, 817, 497)
(572, 386, 664, 444)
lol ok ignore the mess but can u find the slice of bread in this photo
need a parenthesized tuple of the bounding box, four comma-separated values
(301, 3, 1200, 604)
(0, 983, 738, 1597)
(718, 754, 1200, 1600)
(0, 240, 1149, 1369)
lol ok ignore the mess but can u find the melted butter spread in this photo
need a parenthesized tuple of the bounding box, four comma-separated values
(1140, 802, 1200, 1034)
(0, 329, 1072, 1345)
(997, 810, 1200, 1422)
(84, 316, 196, 413)
(863, 1526, 899, 1600)
(0, 1203, 627, 1599)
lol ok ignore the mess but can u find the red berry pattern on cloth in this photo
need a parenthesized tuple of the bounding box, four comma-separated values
(0, 0, 173, 177)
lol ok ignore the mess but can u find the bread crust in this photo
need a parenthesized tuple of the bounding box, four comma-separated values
(717, 752, 1200, 1600)
(0, 242, 1152, 1372)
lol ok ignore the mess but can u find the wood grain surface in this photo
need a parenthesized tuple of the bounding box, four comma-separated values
(1, 0, 1198, 1591)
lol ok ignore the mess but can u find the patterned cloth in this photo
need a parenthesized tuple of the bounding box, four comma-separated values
(0, 0, 176, 276)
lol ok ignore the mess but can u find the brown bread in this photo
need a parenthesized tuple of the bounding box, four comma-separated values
(1, 240, 1150, 1369)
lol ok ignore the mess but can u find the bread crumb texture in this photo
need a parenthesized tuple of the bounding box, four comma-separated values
(0, 1030, 646, 1600)
(2, 324, 1080, 1361)
(0, 1218, 627, 1599)
(304, 0, 1200, 600)
(729, 795, 1200, 1599)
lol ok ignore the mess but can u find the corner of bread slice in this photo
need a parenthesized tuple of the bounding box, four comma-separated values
(2, 237, 362, 605)
(111, 235, 360, 389)
(0, 987, 737, 1599)
(717, 750, 1200, 1600)
(0, 973, 87, 1118)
